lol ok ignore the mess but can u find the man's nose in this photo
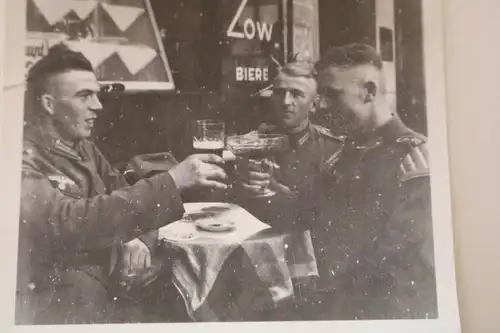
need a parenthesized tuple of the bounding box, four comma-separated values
(283, 91, 294, 105)
(89, 94, 103, 111)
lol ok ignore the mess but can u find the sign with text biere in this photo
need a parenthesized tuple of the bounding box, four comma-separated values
(219, 0, 284, 91)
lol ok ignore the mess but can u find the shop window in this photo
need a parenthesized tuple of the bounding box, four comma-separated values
(219, 0, 284, 93)
(380, 26, 394, 62)
(25, 0, 175, 91)
(151, 0, 283, 96)
(291, 0, 319, 62)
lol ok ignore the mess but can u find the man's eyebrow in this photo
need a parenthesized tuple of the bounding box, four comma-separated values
(74, 88, 98, 96)
(291, 88, 306, 95)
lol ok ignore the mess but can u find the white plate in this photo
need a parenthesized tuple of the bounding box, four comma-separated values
(194, 219, 236, 232)
(161, 230, 198, 241)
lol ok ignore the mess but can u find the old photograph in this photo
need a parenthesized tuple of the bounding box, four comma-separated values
(2, 0, 459, 330)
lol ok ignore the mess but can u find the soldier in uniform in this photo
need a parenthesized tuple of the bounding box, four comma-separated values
(234, 61, 344, 231)
(16, 44, 227, 324)
(301, 43, 437, 320)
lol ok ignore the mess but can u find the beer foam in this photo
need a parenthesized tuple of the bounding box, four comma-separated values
(193, 140, 225, 150)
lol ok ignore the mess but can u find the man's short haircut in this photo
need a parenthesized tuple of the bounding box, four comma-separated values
(277, 61, 317, 80)
(26, 43, 94, 98)
(315, 43, 383, 72)
(25, 43, 94, 120)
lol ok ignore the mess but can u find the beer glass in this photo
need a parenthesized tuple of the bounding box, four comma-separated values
(193, 120, 225, 157)
(190, 120, 228, 201)
(227, 133, 286, 197)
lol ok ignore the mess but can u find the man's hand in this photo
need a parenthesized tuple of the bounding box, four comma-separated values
(121, 238, 151, 275)
(235, 158, 297, 198)
(235, 159, 274, 196)
(168, 154, 227, 190)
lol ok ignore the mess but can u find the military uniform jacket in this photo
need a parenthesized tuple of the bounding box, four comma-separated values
(16, 125, 185, 323)
(239, 122, 344, 230)
(312, 117, 437, 320)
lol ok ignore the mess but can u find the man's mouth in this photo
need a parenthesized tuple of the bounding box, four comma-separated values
(85, 118, 96, 126)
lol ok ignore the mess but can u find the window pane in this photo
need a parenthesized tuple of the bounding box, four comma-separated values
(25, 0, 174, 90)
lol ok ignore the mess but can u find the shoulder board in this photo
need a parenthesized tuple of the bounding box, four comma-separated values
(398, 142, 430, 182)
(395, 132, 427, 148)
(322, 149, 343, 175)
(312, 124, 346, 143)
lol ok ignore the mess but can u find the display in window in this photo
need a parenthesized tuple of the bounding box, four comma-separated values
(25, 0, 174, 91)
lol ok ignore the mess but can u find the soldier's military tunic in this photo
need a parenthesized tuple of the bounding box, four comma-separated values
(238, 121, 344, 230)
(16, 125, 185, 324)
(308, 116, 437, 320)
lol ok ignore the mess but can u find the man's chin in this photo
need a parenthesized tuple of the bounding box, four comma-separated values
(278, 118, 293, 129)
(77, 130, 93, 140)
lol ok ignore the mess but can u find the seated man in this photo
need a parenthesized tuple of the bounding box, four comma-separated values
(304, 43, 437, 320)
(234, 61, 344, 231)
(16, 44, 227, 324)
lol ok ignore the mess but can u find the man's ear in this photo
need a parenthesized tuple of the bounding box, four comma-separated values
(363, 81, 377, 103)
(40, 94, 56, 116)
(310, 95, 319, 113)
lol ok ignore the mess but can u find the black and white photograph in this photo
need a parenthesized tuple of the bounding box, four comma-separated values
(1, 0, 460, 331)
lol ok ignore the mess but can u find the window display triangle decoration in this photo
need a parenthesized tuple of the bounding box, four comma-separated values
(32, 0, 98, 26)
(70, 0, 98, 21)
(116, 45, 157, 76)
(64, 40, 118, 70)
(32, 0, 72, 26)
(101, 3, 145, 33)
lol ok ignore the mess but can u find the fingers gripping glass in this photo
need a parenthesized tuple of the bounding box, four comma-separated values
(227, 133, 286, 197)
(249, 159, 276, 197)
(193, 120, 226, 157)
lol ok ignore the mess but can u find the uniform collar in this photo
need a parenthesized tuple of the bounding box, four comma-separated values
(345, 116, 410, 152)
(257, 121, 313, 148)
(287, 122, 312, 148)
(24, 123, 83, 161)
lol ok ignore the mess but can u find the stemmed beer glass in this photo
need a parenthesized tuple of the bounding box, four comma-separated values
(227, 133, 286, 197)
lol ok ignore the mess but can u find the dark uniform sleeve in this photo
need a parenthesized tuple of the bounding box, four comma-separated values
(88, 141, 129, 192)
(268, 174, 322, 232)
(89, 142, 161, 254)
(279, 133, 343, 232)
(367, 177, 437, 318)
(20, 157, 184, 254)
(313, 176, 437, 319)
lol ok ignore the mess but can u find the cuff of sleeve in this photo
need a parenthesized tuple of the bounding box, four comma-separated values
(139, 171, 185, 232)
(137, 230, 159, 255)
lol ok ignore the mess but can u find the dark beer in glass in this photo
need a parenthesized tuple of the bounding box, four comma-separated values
(193, 120, 225, 157)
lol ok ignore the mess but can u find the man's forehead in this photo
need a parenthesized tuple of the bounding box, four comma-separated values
(274, 73, 317, 92)
(48, 70, 100, 93)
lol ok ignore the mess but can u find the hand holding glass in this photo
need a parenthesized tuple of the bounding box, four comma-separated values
(236, 158, 276, 197)
(227, 133, 285, 197)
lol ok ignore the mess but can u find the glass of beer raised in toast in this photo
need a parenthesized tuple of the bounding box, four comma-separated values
(193, 120, 225, 157)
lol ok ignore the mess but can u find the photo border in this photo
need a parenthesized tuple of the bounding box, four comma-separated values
(0, 0, 461, 332)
